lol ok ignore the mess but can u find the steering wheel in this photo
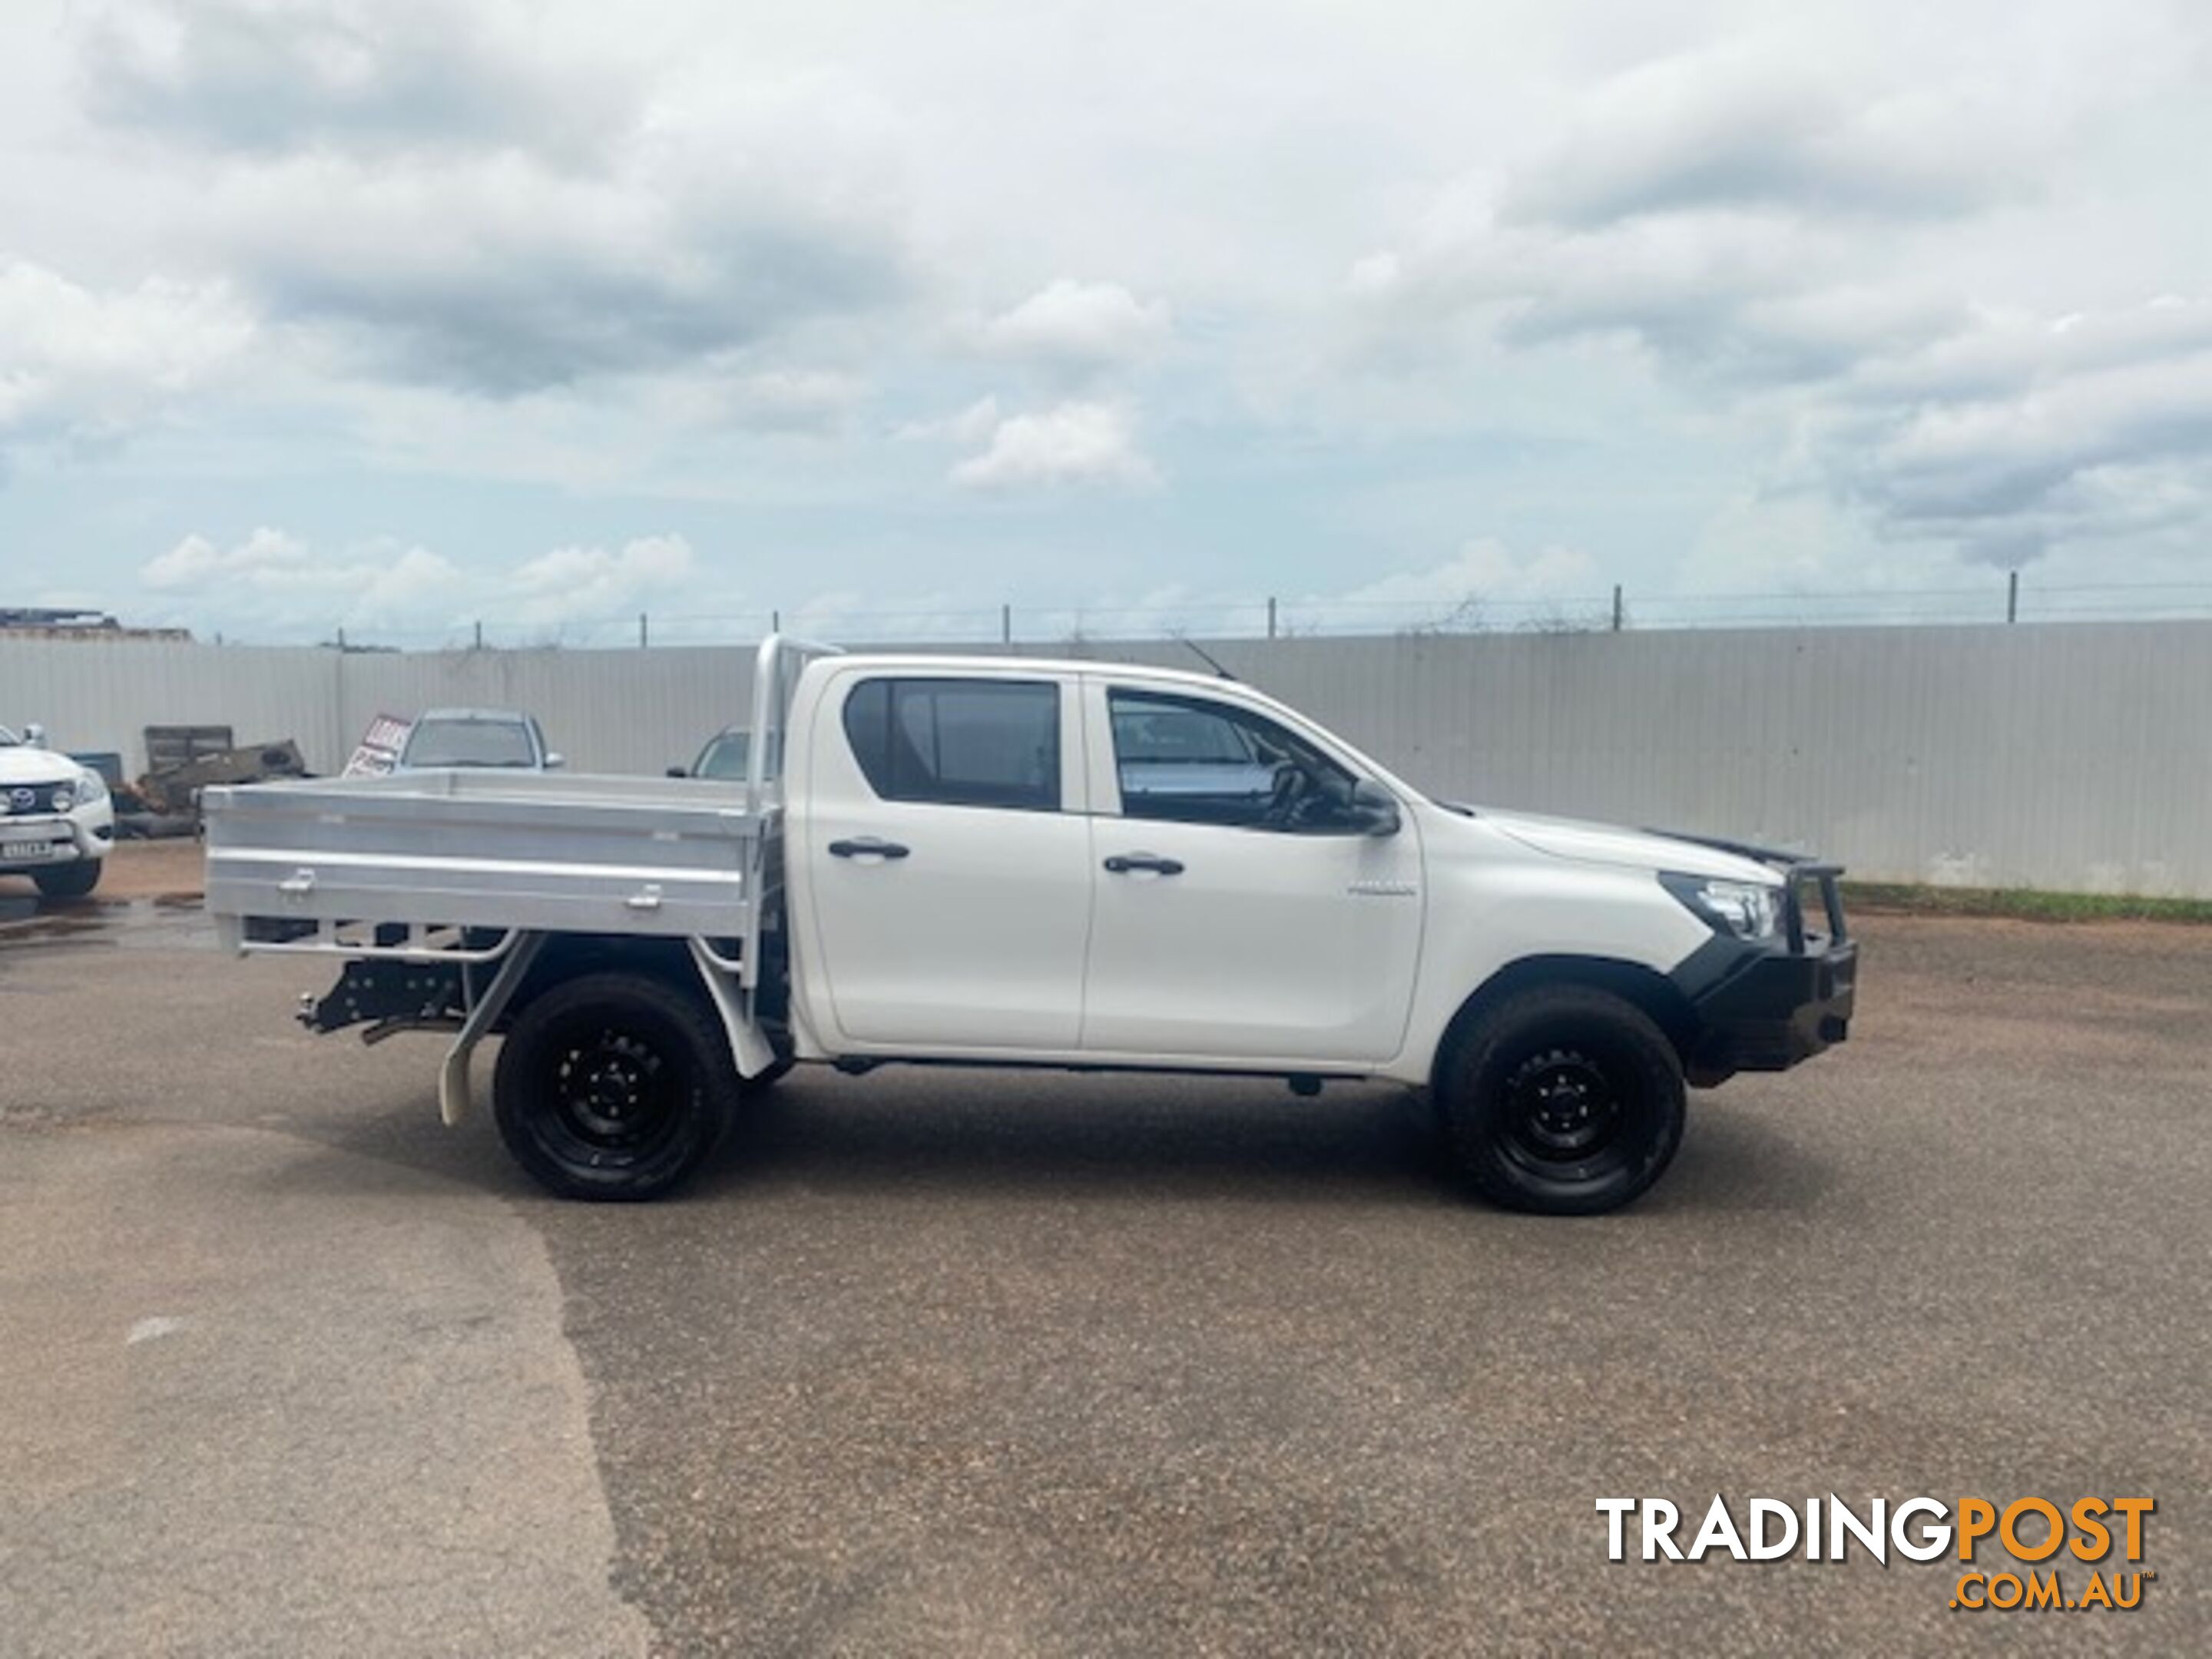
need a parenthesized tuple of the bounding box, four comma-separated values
(1265, 763, 1310, 826)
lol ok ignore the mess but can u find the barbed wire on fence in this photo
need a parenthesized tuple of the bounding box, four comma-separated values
(168, 572, 2212, 653)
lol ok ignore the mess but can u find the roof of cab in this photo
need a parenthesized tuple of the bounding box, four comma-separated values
(824, 652, 1240, 690)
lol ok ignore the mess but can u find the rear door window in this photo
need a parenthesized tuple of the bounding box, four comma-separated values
(843, 678, 1061, 810)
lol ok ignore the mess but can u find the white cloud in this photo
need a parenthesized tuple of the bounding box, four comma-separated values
(138, 527, 464, 628)
(71, 9, 915, 398)
(0, 260, 254, 451)
(195, 139, 908, 395)
(949, 401, 1159, 491)
(142, 525, 309, 588)
(80, 0, 635, 161)
(1509, 42, 2030, 227)
(508, 534, 696, 625)
(350, 545, 468, 622)
(135, 527, 701, 635)
(978, 279, 1171, 370)
(1343, 8, 2212, 577)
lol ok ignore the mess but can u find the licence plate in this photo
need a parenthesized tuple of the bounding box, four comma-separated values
(3, 840, 55, 860)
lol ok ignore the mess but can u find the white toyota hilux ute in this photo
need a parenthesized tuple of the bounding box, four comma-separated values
(204, 637, 1856, 1214)
(1, 723, 115, 899)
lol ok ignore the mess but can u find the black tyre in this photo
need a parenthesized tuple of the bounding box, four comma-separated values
(493, 972, 736, 1201)
(33, 859, 102, 900)
(1436, 984, 1685, 1215)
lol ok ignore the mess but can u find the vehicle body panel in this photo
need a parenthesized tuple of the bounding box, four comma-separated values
(1075, 675, 1427, 1064)
(204, 769, 758, 941)
(785, 660, 1094, 1052)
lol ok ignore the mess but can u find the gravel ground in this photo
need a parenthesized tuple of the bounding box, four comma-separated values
(2, 901, 2205, 1654)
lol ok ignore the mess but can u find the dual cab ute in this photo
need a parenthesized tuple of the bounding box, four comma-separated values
(205, 638, 1855, 1214)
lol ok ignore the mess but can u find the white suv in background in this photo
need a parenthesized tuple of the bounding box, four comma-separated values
(0, 723, 114, 899)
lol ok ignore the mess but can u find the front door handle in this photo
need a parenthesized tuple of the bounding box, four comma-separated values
(1104, 853, 1184, 876)
(829, 836, 911, 859)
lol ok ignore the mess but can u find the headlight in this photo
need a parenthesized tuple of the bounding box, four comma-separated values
(65, 769, 108, 810)
(1662, 873, 1782, 940)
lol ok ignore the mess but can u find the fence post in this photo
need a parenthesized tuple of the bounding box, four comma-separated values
(1611, 584, 1624, 632)
(2006, 571, 2018, 624)
(1266, 597, 1277, 639)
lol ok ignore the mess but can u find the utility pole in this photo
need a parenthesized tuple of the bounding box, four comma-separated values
(1266, 596, 1277, 640)
(1611, 584, 1624, 632)
(1001, 603, 1012, 644)
(2006, 571, 2018, 624)
(473, 620, 483, 649)
(638, 612, 648, 648)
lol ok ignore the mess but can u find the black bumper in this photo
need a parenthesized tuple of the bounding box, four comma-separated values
(1682, 939, 1856, 1081)
(1662, 847, 1857, 1085)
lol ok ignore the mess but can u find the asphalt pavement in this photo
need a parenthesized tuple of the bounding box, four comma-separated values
(2, 868, 2206, 1655)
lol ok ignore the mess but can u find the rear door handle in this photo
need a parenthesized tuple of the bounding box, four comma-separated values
(1104, 853, 1184, 876)
(829, 837, 911, 859)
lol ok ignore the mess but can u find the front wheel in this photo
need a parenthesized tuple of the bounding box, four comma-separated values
(33, 858, 102, 900)
(493, 972, 736, 1201)
(1436, 985, 1685, 1215)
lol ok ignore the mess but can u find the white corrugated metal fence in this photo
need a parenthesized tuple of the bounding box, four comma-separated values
(5, 622, 2208, 894)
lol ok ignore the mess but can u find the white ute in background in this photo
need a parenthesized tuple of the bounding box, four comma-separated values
(203, 637, 1857, 1215)
(0, 722, 114, 899)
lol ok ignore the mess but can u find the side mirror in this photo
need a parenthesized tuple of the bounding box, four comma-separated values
(1349, 779, 1401, 836)
(543, 752, 566, 770)
(665, 766, 687, 778)
(23, 723, 47, 748)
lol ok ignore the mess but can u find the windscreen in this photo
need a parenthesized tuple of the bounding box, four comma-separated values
(406, 719, 536, 767)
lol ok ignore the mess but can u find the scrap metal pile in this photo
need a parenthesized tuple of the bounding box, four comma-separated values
(113, 728, 310, 837)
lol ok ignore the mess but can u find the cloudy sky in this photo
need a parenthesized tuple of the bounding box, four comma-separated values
(3, 0, 2210, 644)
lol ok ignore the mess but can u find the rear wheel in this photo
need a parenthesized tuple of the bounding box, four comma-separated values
(33, 859, 102, 900)
(493, 972, 735, 1200)
(1436, 984, 1685, 1215)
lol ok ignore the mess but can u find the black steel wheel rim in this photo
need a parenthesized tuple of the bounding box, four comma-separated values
(545, 1024, 686, 1158)
(1502, 1045, 1627, 1173)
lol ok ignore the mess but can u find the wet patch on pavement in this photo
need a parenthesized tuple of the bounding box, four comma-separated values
(0, 891, 214, 951)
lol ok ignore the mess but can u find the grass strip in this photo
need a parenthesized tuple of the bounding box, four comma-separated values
(1841, 882, 2212, 924)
